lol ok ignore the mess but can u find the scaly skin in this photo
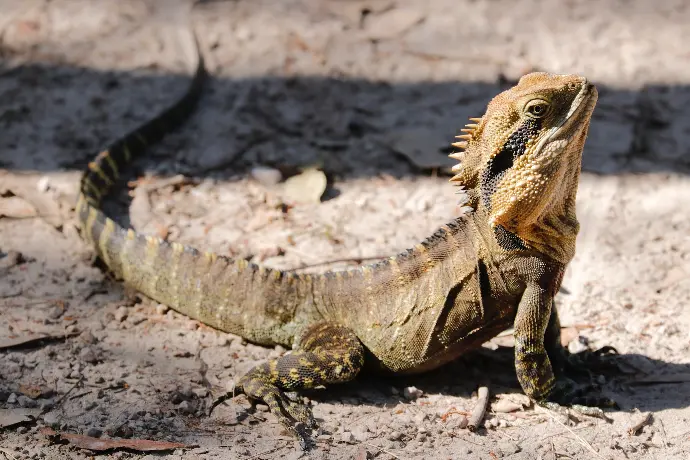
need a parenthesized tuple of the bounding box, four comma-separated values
(76, 39, 615, 448)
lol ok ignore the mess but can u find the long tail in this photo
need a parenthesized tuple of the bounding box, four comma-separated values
(76, 36, 314, 346)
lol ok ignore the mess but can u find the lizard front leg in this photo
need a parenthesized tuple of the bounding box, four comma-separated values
(235, 321, 364, 449)
(514, 284, 616, 417)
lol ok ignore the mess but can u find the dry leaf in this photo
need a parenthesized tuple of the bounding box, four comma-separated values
(282, 168, 327, 204)
(0, 196, 37, 218)
(492, 399, 525, 414)
(560, 327, 580, 347)
(19, 384, 54, 399)
(0, 409, 41, 429)
(40, 427, 187, 452)
(0, 332, 78, 350)
(387, 128, 456, 171)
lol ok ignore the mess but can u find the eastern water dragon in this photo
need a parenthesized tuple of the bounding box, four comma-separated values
(76, 38, 616, 448)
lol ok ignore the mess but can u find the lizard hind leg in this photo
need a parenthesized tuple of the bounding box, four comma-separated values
(235, 321, 365, 449)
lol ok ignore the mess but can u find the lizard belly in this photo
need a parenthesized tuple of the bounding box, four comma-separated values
(362, 295, 519, 375)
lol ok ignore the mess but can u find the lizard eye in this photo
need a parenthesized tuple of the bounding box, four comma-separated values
(525, 99, 550, 118)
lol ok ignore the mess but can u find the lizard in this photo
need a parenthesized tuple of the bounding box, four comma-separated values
(75, 40, 617, 448)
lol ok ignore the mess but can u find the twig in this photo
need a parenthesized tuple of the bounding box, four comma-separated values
(537, 406, 605, 460)
(245, 445, 284, 460)
(67, 390, 93, 401)
(627, 412, 653, 436)
(364, 442, 401, 459)
(0, 448, 18, 460)
(50, 378, 83, 411)
(468, 386, 490, 431)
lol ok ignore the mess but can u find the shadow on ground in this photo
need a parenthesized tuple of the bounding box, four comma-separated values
(1, 61, 689, 180)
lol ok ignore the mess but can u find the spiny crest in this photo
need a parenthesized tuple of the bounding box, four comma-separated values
(448, 116, 482, 177)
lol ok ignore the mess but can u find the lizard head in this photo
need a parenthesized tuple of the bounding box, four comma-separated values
(450, 72, 598, 262)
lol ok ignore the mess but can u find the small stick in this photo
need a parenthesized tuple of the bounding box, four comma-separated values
(468, 386, 490, 432)
(627, 412, 653, 436)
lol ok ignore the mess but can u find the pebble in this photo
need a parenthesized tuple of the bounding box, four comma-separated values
(80, 330, 98, 345)
(351, 425, 370, 442)
(43, 412, 59, 426)
(498, 441, 520, 455)
(36, 176, 50, 192)
(251, 166, 283, 186)
(82, 400, 97, 411)
(94, 376, 105, 384)
(155, 304, 169, 315)
(80, 347, 98, 364)
(114, 306, 129, 322)
(387, 430, 403, 441)
(340, 431, 355, 443)
(192, 388, 208, 398)
(40, 400, 55, 411)
(568, 336, 589, 354)
(17, 395, 38, 408)
(118, 424, 134, 438)
(177, 400, 195, 415)
(16, 426, 29, 434)
(7, 393, 18, 404)
(403, 386, 423, 400)
(86, 427, 102, 438)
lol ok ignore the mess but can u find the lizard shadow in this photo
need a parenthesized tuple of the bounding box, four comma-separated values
(302, 345, 690, 417)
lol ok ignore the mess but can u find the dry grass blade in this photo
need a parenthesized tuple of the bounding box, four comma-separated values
(537, 406, 605, 460)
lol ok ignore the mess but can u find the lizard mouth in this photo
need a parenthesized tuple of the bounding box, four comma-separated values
(549, 81, 598, 142)
(530, 81, 597, 157)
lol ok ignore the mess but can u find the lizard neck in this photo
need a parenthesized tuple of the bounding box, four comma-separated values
(509, 162, 581, 265)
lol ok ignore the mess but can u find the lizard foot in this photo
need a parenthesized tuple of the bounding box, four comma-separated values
(234, 322, 365, 450)
(540, 379, 618, 421)
(239, 377, 317, 450)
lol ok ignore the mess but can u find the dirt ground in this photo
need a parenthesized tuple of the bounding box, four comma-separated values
(1, 0, 689, 459)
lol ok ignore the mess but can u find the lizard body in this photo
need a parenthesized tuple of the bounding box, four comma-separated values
(76, 40, 614, 447)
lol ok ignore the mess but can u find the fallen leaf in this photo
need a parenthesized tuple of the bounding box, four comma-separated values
(19, 385, 41, 399)
(386, 128, 456, 171)
(282, 168, 327, 204)
(1, 177, 63, 227)
(0, 408, 41, 429)
(492, 399, 524, 414)
(0, 196, 37, 218)
(40, 427, 188, 452)
(560, 327, 580, 347)
(0, 332, 78, 350)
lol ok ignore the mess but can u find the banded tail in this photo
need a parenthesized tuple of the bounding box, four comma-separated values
(76, 38, 317, 346)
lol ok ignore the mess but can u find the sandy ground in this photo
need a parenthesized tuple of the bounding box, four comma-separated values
(1, 0, 689, 458)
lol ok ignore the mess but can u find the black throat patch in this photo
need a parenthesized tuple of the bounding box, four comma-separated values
(479, 118, 541, 211)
